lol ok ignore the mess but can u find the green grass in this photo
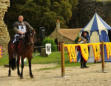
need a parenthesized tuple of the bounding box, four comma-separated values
(0, 54, 9, 66)
(0, 52, 69, 66)
(39, 65, 59, 70)
(32, 52, 62, 64)
(32, 52, 83, 67)
(32, 52, 70, 64)
(0, 51, 93, 68)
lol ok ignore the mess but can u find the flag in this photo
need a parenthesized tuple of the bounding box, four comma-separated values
(66, 45, 77, 62)
(80, 44, 89, 61)
(92, 44, 101, 61)
(105, 43, 111, 59)
(0, 47, 2, 58)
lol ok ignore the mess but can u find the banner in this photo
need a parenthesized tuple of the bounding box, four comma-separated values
(66, 45, 77, 62)
(105, 43, 111, 59)
(64, 42, 111, 62)
(92, 44, 101, 61)
(0, 46, 2, 58)
(45, 43, 51, 55)
(80, 44, 89, 61)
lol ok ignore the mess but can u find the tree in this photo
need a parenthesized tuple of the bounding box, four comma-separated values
(4, 0, 73, 37)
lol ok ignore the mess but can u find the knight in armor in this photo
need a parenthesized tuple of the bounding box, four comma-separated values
(78, 31, 89, 68)
(13, 15, 33, 48)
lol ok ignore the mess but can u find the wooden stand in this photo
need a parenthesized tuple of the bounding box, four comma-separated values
(61, 43, 65, 77)
(101, 42, 105, 72)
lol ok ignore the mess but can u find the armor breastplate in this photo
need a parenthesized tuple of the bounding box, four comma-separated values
(18, 25, 26, 33)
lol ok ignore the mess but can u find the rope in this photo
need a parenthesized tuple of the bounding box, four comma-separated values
(34, 45, 60, 48)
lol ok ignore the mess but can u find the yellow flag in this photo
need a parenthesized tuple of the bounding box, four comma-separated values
(92, 44, 101, 61)
(0, 47, 2, 58)
(105, 43, 111, 59)
(80, 44, 89, 61)
(66, 45, 77, 62)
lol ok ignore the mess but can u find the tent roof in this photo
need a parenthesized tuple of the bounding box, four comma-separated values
(82, 13, 111, 32)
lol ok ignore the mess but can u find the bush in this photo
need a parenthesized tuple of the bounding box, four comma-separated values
(42, 37, 57, 51)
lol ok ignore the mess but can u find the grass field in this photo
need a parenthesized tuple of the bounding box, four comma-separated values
(32, 52, 83, 68)
(0, 52, 93, 68)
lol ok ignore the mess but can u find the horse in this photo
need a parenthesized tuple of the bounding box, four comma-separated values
(8, 29, 36, 79)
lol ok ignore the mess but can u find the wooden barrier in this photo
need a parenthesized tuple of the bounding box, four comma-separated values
(61, 43, 65, 77)
(101, 42, 105, 72)
(61, 42, 107, 77)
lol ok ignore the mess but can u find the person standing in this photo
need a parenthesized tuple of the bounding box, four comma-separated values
(108, 30, 111, 42)
(78, 31, 89, 68)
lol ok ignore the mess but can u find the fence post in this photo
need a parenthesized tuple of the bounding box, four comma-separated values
(101, 42, 105, 72)
(61, 43, 65, 77)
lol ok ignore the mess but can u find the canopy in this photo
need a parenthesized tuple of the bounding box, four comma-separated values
(82, 13, 111, 34)
(79, 13, 111, 62)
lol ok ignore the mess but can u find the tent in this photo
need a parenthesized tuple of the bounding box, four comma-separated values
(80, 13, 111, 62)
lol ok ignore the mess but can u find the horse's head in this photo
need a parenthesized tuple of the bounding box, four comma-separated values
(25, 29, 36, 46)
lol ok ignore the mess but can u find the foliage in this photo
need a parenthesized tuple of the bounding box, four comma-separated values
(42, 37, 57, 51)
(77, 0, 105, 27)
(4, 0, 73, 37)
(4, 0, 111, 38)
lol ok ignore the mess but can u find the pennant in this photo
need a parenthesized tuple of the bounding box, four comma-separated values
(64, 42, 111, 62)
(66, 45, 77, 62)
(92, 44, 101, 61)
(105, 43, 111, 59)
(80, 44, 89, 61)
(0, 47, 2, 58)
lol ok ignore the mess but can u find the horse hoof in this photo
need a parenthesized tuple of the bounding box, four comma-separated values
(17, 73, 20, 76)
(8, 74, 11, 77)
(20, 77, 23, 79)
(30, 74, 33, 78)
(20, 76, 23, 79)
(18, 74, 20, 77)
(20, 74, 23, 79)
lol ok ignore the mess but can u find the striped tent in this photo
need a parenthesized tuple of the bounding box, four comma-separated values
(82, 13, 111, 32)
(81, 13, 111, 62)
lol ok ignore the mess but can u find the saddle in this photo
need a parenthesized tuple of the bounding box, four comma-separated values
(10, 36, 25, 51)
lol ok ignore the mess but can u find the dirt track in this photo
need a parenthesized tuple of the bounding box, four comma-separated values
(1, 63, 111, 86)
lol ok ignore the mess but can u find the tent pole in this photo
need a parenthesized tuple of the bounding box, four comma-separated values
(61, 43, 65, 77)
(101, 41, 105, 72)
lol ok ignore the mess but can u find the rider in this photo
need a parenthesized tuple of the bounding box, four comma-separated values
(13, 15, 33, 46)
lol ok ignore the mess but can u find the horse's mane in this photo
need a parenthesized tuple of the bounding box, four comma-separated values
(24, 31, 29, 42)
(24, 30, 35, 46)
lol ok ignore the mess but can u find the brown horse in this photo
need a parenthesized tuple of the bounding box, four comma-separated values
(8, 29, 35, 79)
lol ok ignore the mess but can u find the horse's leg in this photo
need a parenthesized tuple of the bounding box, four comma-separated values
(20, 57, 24, 79)
(8, 59, 11, 77)
(28, 58, 33, 78)
(17, 56, 20, 76)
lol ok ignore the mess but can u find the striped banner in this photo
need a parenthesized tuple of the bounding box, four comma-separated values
(0, 46, 2, 58)
(65, 45, 77, 62)
(64, 42, 111, 62)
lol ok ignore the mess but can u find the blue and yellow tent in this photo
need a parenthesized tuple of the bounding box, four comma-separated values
(80, 13, 111, 62)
